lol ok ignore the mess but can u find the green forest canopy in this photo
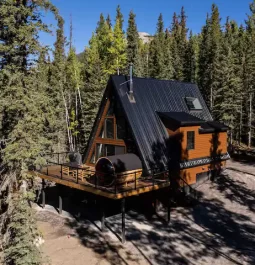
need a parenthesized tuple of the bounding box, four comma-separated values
(1, 1, 255, 264)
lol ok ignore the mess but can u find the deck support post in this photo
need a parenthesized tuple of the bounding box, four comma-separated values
(167, 193, 171, 224)
(154, 191, 158, 214)
(42, 179, 45, 209)
(58, 185, 62, 215)
(101, 198, 105, 232)
(121, 198, 126, 244)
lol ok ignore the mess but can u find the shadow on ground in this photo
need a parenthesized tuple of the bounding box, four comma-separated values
(39, 171, 255, 265)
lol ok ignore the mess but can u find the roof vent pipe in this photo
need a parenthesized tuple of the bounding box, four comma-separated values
(129, 63, 133, 97)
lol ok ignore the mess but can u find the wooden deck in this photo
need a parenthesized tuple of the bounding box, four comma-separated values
(28, 165, 170, 200)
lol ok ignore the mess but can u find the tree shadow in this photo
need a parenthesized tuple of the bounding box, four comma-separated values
(38, 130, 255, 264)
(40, 178, 255, 265)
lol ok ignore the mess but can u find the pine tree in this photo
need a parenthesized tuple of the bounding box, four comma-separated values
(95, 14, 112, 76)
(198, 4, 222, 112)
(149, 14, 166, 79)
(184, 31, 199, 83)
(163, 29, 174, 79)
(198, 14, 211, 103)
(139, 42, 150, 77)
(214, 18, 242, 134)
(106, 18, 127, 75)
(106, 14, 112, 29)
(209, 4, 222, 114)
(48, 16, 67, 152)
(170, 12, 183, 80)
(82, 34, 105, 142)
(116, 5, 124, 32)
(127, 10, 142, 76)
(0, 1, 62, 264)
(65, 47, 83, 150)
(243, 1, 255, 147)
(179, 7, 188, 80)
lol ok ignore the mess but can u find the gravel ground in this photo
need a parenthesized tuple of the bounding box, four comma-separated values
(36, 160, 255, 265)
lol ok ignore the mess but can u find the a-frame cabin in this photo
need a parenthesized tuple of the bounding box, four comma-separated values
(84, 74, 230, 187)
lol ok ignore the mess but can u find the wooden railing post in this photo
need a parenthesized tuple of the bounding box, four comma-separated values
(60, 164, 62, 179)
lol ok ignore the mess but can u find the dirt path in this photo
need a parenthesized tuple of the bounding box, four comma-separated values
(36, 161, 255, 265)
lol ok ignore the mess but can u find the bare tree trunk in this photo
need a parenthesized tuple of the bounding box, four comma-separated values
(210, 86, 213, 111)
(77, 87, 82, 107)
(239, 100, 243, 145)
(248, 92, 253, 148)
(77, 86, 86, 145)
(146, 53, 149, 77)
(117, 58, 119, 75)
(61, 89, 73, 151)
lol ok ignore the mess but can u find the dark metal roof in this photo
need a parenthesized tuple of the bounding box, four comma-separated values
(157, 111, 205, 126)
(200, 121, 229, 134)
(110, 75, 213, 171)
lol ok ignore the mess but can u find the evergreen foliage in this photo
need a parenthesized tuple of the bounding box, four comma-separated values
(149, 14, 166, 79)
(107, 18, 127, 75)
(48, 16, 67, 152)
(0, 1, 62, 264)
(81, 34, 105, 143)
(116, 5, 124, 32)
(2, 3, 255, 263)
(127, 10, 142, 76)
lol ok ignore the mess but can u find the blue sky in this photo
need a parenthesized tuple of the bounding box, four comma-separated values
(41, 0, 252, 54)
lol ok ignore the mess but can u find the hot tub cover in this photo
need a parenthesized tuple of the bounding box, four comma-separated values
(96, 153, 142, 174)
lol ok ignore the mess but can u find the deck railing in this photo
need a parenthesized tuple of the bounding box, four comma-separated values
(32, 152, 170, 195)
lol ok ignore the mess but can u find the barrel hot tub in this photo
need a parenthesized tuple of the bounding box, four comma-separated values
(95, 153, 143, 187)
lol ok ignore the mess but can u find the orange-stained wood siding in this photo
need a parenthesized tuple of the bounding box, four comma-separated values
(180, 161, 226, 185)
(179, 126, 227, 160)
(167, 125, 228, 185)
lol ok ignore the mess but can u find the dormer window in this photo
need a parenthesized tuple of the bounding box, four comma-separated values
(185, 97, 202, 111)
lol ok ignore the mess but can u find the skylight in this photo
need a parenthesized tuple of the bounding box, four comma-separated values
(185, 97, 202, 111)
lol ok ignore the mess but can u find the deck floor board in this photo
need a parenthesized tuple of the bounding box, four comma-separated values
(29, 165, 170, 199)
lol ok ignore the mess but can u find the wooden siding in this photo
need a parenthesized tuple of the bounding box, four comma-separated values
(168, 125, 228, 185)
(179, 126, 227, 160)
(180, 161, 226, 185)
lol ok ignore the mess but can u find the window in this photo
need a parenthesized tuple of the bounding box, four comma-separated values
(116, 118, 126, 139)
(187, 131, 195, 150)
(105, 145, 115, 156)
(107, 99, 115, 115)
(96, 143, 105, 159)
(99, 125, 105, 138)
(95, 144, 125, 160)
(105, 118, 114, 139)
(185, 97, 202, 111)
(90, 150, 96, 164)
